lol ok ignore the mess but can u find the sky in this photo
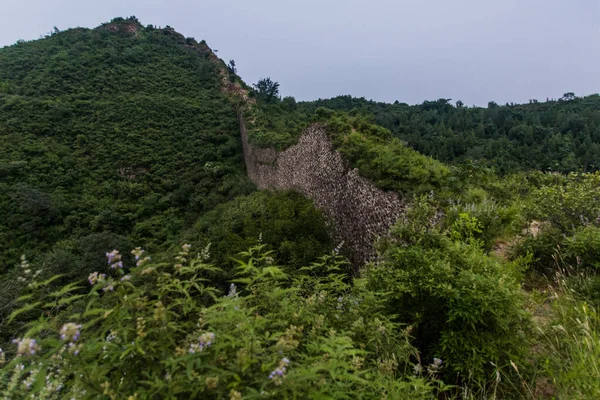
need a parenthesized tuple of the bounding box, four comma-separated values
(1, 0, 599, 106)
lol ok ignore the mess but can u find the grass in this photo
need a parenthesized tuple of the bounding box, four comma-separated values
(525, 254, 600, 399)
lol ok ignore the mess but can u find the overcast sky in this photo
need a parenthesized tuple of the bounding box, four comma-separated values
(1, 0, 598, 106)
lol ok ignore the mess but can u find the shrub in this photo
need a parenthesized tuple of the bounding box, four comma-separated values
(564, 226, 600, 270)
(0, 245, 444, 399)
(366, 197, 530, 388)
(188, 191, 333, 273)
(446, 199, 524, 250)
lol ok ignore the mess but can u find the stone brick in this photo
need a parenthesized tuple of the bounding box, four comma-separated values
(239, 113, 405, 268)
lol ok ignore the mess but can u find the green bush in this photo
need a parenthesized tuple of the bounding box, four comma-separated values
(529, 172, 600, 233)
(188, 191, 333, 273)
(366, 197, 530, 387)
(513, 172, 600, 271)
(0, 245, 443, 399)
(445, 199, 524, 250)
(327, 114, 450, 197)
(564, 226, 600, 270)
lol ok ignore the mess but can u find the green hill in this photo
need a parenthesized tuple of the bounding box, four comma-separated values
(0, 17, 256, 268)
(0, 16, 332, 348)
(1, 17, 600, 400)
(298, 94, 600, 173)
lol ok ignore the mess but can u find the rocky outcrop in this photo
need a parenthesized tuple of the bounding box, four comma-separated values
(240, 115, 405, 268)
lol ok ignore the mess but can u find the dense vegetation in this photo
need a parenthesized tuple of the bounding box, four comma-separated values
(300, 94, 600, 174)
(0, 17, 251, 267)
(2, 17, 600, 400)
(0, 18, 332, 350)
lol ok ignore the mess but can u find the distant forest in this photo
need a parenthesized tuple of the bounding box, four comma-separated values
(298, 94, 600, 174)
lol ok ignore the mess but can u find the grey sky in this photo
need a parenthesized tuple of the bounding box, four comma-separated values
(1, 0, 598, 106)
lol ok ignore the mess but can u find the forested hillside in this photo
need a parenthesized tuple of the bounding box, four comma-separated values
(1, 17, 600, 400)
(297, 94, 600, 174)
(0, 17, 333, 353)
(0, 17, 252, 267)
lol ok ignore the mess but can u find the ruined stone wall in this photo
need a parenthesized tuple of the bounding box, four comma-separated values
(240, 115, 406, 267)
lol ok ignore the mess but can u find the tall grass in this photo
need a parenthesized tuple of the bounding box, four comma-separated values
(536, 257, 600, 399)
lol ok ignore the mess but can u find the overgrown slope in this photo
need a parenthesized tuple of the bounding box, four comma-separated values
(0, 17, 254, 269)
(2, 17, 600, 400)
(299, 94, 600, 174)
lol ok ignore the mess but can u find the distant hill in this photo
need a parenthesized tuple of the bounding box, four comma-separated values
(298, 93, 600, 173)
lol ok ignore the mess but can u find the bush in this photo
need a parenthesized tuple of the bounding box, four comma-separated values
(366, 197, 530, 387)
(445, 198, 524, 250)
(564, 226, 600, 269)
(188, 191, 333, 273)
(0, 245, 443, 399)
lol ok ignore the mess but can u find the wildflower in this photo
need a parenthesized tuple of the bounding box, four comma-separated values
(205, 376, 219, 389)
(189, 343, 202, 353)
(332, 241, 344, 255)
(137, 256, 151, 267)
(131, 247, 144, 261)
(352, 356, 364, 370)
(23, 367, 38, 390)
(276, 325, 302, 352)
(227, 283, 237, 298)
(153, 302, 166, 323)
(200, 332, 215, 347)
(106, 250, 121, 265)
(181, 243, 191, 253)
(20, 255, 30, 275)
(18, 255, 40, 283)
(189, 332, 215, 353)
(136, 317, 146, 338)
(230, 390, 242, 400)
(0, 348, 5, 365)
(88, 271, 106, 285)
(60, 323, 81, 342)
(121, 275, 131, 282)
(268, 357, 290, 385)
(200, 243, 211, 260)
(12, 338, 40, 356)
(102, 284, 114, 292)
(106, 331, 118, 342)
(68, 342, 82, 355)
(110, 261, 123, 269)
(413, 363, 423, 375)
(427, 358, 443, 375)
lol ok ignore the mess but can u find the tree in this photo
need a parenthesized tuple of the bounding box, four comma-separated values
(227, 59, 236, 75)
(253, 77, 280, 103)
(282, 96, 297, 111)
(561, 92, 576, 101)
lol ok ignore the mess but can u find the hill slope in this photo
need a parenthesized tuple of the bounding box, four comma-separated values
(0, 17, 254, 268)
(298, 94, 600, 173)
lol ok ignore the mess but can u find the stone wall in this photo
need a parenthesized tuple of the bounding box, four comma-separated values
(239, 114, 406, 268)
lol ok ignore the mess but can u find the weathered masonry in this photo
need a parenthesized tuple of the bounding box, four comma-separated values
(239, 115, 405, 267)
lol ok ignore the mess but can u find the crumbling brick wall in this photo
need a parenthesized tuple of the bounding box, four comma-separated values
(240, 115, 405, 268)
